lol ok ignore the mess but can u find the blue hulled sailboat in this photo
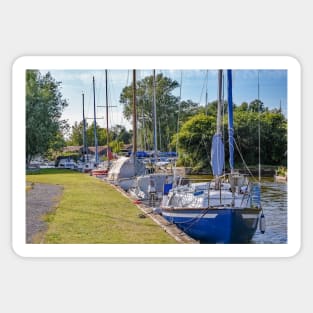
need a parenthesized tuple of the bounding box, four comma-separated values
(160, 70, 263, 243)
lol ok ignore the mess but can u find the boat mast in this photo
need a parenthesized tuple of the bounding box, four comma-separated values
(92, 76, 99, 165)
(82, 92, 88, 162)
(211, 70, 225, 190)
(258, 71, 261, 182)
(132, 70, 137, 163)
(227, 70, 234, 174)
(173, 71, 182, 185)
(205, 70, 208, 116)
(153, 69, 158, 164)
(105, 69, 110, 169)
(217, 70, 223, 135)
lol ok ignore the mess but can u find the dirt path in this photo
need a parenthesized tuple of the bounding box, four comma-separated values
(26, 183, 63, 243)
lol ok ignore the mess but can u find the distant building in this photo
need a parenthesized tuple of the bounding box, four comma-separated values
(62, 145, 113, 159)
(63, 146, 83, 154)
(120, 144, 133, 156)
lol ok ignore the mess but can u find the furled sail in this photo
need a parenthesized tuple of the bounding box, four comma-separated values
(211, 133, 224, 176)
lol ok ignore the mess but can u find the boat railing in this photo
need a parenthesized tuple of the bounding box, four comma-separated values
(168, 176, 256, 209)
(240, 181, 251, 207)
(208, 182, 211, 207)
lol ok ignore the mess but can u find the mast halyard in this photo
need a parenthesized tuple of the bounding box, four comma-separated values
(105, 69, 110, 170)
(211, 70, 225, 193)
(227, 70, 234, 174)
(216, 70, 223, 135)
(132, 70, 137, 166)
(153, 69, 158, 164)
(92, 76, 99, 165)
(82, 92, 88, 162)
(258, 70, 261, 183)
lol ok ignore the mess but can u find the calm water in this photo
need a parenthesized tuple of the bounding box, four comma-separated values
(187, 176, 288, 244)
(251, 180, 287, 244)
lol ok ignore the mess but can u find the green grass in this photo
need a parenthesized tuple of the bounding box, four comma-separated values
(26, 169, 177, 244)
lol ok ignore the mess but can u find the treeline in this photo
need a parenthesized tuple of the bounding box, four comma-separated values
(26, 71, 287, 171)
(174, 101, 287, 172)
(120, 73, 198, 152)
(67, 122, 132, 152)
(120, 73, 287, 170)
(26, 70, 68, 166)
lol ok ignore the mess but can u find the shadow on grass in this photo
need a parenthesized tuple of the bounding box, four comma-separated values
(26, 168, 82, 175)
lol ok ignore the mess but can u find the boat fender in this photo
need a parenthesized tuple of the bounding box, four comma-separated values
(259, 213, 266, 234)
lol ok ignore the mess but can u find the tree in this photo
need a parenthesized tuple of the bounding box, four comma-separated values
(174, 105, 287, 172)
(26, 70, 68, 166)
(85, 121, 106, 147)
(201, 100, 228, 117)
(67, 121, 84, 146)
(248, 99, 265, 112)
(233, 109, 287, 166)
(179, 100, 200, 123)
(120, 73, 198, 151)
(237, 102, 248, 111)
(45, 130, 67, 160)
(173, 113, 216, 171)
(110, 140, 124, 153)
(110, 124, 132, 144)
(66, 121, 132, 150)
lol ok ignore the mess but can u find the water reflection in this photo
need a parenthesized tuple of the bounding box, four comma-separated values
(251, 180, 287, 244)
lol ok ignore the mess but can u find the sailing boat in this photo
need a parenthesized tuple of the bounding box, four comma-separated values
(91, 70, 113, 177)
(78, 77, 100, 173)
(128, 70, 179, 205)
(107, 70, 146, 190)
(160, 70, 263, 243)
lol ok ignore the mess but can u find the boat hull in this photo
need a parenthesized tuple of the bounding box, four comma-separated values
(161, 207, 261, 243)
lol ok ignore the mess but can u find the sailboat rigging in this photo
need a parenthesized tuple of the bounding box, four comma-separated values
(105, 69, 110, 169)
(82, 92, 88, 162)
(78, 76, 103, 173)
(132, 69, 137, 163)
(160, 69, 264, 243)
(153, 69, 158, 164)
(92, 76, 99, 165)
(127, 69, 179, 204)
(107, 69, 146, 189)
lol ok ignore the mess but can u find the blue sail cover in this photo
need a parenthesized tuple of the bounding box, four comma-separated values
(211, 134, 225, 176)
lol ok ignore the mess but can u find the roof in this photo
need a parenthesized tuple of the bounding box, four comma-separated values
(88, 146, 109, 153)
(122, 144, 133, 150)
(63, 146, 83, 152)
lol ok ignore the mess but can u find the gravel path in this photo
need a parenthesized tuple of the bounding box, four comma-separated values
(26, 183, 63, 243)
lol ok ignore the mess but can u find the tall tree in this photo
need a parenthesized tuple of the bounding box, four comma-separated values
(67, 121, 132, 148)
(248, 99, 265, 112)
(174, 106, 287, 172)
(26, 70, 68, 166)
(173, 113, 216, 171)
(67, 121, 84, 146)
(110, 124, 132, 144)
(120, 73, 192, 151)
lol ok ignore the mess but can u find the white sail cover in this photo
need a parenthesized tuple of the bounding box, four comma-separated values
(107, 157, 145, 181)
(211, 134, 224, 176)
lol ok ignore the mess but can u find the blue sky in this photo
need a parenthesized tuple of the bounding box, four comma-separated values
(40, 69, 287, 130)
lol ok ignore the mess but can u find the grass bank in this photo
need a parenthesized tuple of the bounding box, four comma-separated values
(26, 169, 177, 244)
